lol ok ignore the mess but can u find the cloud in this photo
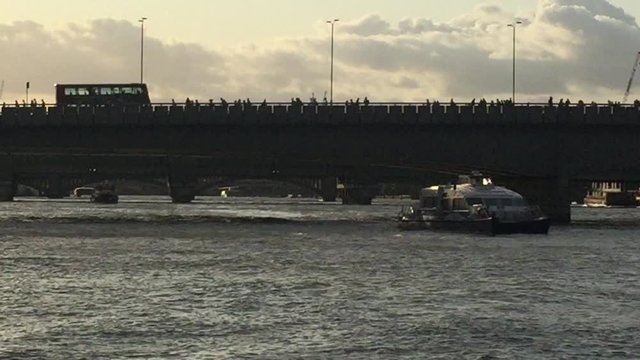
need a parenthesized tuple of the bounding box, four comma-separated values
(340, 14, 391, 36)
(1, 0, 640, 104)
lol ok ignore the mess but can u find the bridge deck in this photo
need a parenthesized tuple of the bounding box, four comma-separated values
(1, 103, 640, 127)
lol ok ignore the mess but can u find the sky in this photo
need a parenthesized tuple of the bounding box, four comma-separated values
(2, 0, 640, 103)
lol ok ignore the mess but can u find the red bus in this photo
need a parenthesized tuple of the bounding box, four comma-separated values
(55, 83, 151, 106)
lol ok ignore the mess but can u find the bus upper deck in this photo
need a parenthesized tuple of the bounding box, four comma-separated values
(55, 83, 151, 106)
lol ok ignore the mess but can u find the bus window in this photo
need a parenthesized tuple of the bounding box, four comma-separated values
(56, 83, 151, 106)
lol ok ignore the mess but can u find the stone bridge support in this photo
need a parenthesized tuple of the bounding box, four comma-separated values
(167, 174, 198, 203)
(43, 174, 67, 199)
(498, 175, 571, 224)
(340, 183, 380, 205)
(320, 176, 337, 202)
(167, 157, 199, 203)
(0, 155, 15, 201)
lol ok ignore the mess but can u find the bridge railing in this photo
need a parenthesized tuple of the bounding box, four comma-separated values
(1, 101, 640, 125)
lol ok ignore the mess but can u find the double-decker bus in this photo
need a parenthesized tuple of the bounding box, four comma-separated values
(55, 83, 151, 106)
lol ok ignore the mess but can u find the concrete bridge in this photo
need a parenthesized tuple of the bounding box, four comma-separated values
(1, 101, 640, 222)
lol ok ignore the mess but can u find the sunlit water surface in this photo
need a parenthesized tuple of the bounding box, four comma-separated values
(1, 196, 639, 359)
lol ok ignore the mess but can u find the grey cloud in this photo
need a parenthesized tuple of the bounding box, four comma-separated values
(398, 18, 455, 34)
(340, 14, 391, 36)
(0, 19, 228, 102)
(395, 76, 420, 89)
(540, 0, 637, 26)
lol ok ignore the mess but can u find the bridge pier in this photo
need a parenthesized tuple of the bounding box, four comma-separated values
(167, 176, 197, 203)
(0, 177, 15, 201)
(499, 176, 571, 224)
(43, 174, 67, 199)
(0, 156, 15, 201)
(320, 176, 337, 202)
(340, 184, 379, 205)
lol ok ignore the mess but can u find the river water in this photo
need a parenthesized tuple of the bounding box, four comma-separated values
(0, 196, 639, 359)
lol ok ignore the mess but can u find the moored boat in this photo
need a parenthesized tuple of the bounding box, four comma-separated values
(91, 182, 119, 204)
(73, 186, 94, 197)
(397, 172, 550, 235)
(583, 182, 638, 208)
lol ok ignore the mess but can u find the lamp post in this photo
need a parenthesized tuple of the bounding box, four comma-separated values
(326, 19, 339, 106)
(507, 21, 522, 103)
(139, 17, 147, 84)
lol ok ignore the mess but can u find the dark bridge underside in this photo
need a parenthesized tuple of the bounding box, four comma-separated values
(2, 122, 639, 180)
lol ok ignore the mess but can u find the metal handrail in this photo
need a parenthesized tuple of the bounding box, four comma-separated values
(0, 101, 638, 109)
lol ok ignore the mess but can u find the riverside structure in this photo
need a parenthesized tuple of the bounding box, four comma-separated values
(1, 100, 640, 223)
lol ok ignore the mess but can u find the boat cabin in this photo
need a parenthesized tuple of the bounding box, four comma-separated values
(73, 186, 94, 197)
(418, 176, 528, 213)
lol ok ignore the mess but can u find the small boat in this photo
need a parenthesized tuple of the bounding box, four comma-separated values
(91, 182, 119, 204)
(397, 172, 550, 235)
(583, 182, 638, 208)
(72, 186, 94, 197)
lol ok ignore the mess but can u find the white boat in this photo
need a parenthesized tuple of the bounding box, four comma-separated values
(398, 172, 550, 235)
(583, 182, 637, 208)
(72, 186, 94, 197)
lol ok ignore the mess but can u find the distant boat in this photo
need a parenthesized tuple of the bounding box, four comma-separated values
(73, 186, 94, 197)
(397, 172, 550, 235)
(90, 183, 118, 204)
(583, 182, 637, 208)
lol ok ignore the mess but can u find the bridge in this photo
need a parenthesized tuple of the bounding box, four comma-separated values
(1, 101, 640, 223)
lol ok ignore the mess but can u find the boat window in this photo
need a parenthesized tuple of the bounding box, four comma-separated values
(512, 198, 527, 206)
(453, 198, 467, 211)
(466, 197, 483, 205)
(484, 198, 499, 207)
(420, 196, 437, 208)
(441, 199, 451, 211)
(500, 199, 513, 206)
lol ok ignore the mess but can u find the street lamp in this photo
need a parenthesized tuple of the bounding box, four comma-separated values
(139, 17, 147, 84)
(507, 20, 522, 103)
(326, 19, 339, 106)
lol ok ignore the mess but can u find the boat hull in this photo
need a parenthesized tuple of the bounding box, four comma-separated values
(584, 193, 637, 208)
(398, 217, 495, 236)
(91, 193, 119, 204)
(493, 217, 550, 235)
